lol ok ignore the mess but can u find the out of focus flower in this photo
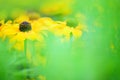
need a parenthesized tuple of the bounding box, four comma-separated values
(3, 21, 44, 42)
(50, 21, 82, 41)
(40, 0, 74, 16)
(2, 20, 46, 51)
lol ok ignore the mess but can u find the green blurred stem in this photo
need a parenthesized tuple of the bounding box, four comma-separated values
(24, 39, 33, 64)
(24, 39, 27, 57)
(24, 39, 27, 78)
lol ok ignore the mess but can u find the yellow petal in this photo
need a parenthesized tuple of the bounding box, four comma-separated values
(72, 29, 82, 38)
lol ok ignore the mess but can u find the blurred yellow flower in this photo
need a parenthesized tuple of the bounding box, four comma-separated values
(3, 21, 44, 42)
(2, 20, 46, 51)
(40, 0, 74, 16)
(49, 21, 82, 41)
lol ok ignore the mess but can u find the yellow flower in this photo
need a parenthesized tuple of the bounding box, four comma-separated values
(0, 20, 13, 38)
(61, 26, 82, 41)
(49, 21, 82, 41)
(2, 20, 46, 51)
(49, 21, 67, 36)
(40, 0, 73, 16)
(3, 21, 45, 41)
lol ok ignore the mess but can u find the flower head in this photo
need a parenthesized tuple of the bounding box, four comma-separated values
(2, 19, 46, 50)
(49, 21, 82, 41)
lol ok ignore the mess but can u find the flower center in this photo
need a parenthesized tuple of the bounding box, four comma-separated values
(66, 19, 78, 28)
(0, 23, 2, 26)
(19, 21, 32, 32)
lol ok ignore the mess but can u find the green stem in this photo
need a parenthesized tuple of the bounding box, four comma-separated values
(24, 39, 27, 57)
(24, 39, 28, 78)
(24, 39, 34, 65)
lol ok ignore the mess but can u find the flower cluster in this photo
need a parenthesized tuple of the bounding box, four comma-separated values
(0, 14, 83, 80)
(0, 14, 82, 51)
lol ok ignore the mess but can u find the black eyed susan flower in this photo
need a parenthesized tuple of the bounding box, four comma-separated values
(3, 20, 45, 42)
(2, 19, 46, 51)
(40, 0, 73, 16)
(60, 25, 82, 41)
(49, 21, 82, 41)
(1, 16, 61, 51)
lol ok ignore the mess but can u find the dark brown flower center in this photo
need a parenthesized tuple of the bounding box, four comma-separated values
(66, 19, 78, 28)
(19, 21, 32, 32)
(0, 23, 2, 26)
